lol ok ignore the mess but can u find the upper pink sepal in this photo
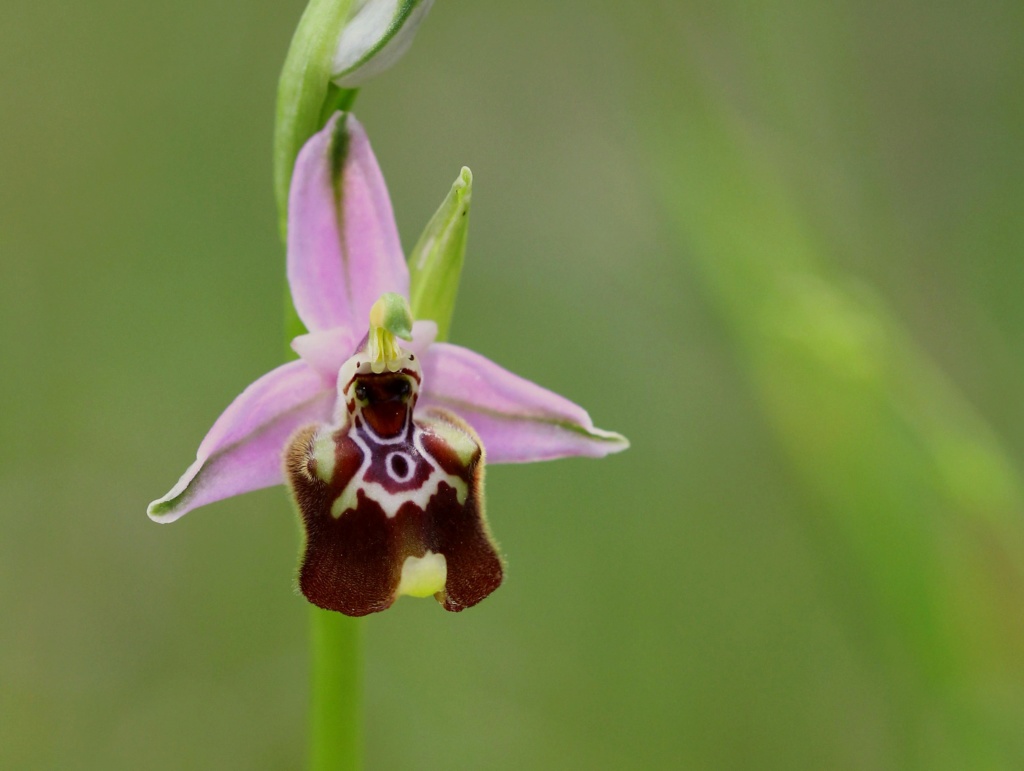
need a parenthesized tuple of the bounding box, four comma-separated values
(418, 343, 629, 463)
(287, 112, 409, 335)
(147, 360, 335, 523)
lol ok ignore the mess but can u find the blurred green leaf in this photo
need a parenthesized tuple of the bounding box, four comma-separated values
(635, 7, 1024, 765)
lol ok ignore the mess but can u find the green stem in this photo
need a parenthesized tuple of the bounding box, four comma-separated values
(286, 301, 364, 771)
(308, 609, 364, 771)
(319, 84, 360, 126)
(277, 3, 362, 766)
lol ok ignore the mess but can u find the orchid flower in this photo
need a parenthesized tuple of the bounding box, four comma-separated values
(149, 112, 628, 615)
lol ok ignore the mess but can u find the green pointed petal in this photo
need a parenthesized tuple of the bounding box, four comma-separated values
(409, 166, 472, 341)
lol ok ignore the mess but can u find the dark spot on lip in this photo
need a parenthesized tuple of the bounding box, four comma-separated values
(390, 453, 409, 478)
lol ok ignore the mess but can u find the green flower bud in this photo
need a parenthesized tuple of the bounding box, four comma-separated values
(332, 0, 435, 88)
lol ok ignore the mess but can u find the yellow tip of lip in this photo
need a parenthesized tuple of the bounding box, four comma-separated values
(397, 552, 447, 598)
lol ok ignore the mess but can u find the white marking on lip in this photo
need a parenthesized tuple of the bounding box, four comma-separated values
(331, 425, 468, 519)
(386, 450, 415, 483)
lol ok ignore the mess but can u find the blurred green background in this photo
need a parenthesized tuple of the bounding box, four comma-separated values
(3, 1, 1024, 768)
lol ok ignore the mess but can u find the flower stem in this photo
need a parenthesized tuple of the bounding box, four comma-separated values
(308, 609, 363, 771)
(286, 297, 364, 771)
(277, 2, 362, 766)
